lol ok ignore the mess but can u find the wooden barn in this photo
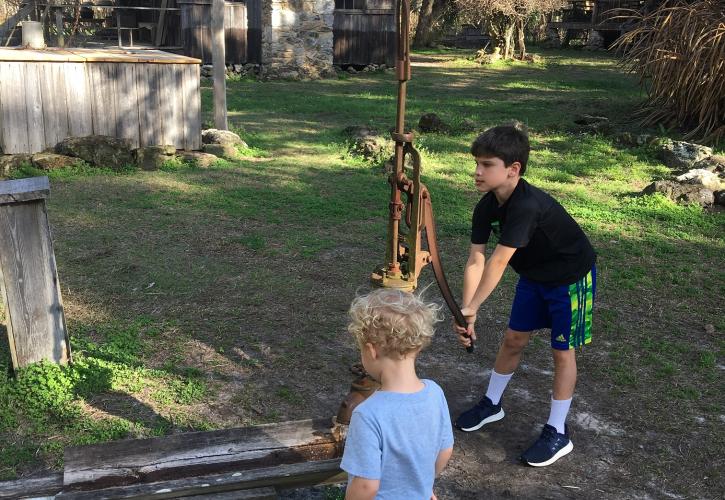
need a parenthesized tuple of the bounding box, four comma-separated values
(333, 0, 396, 67)
(0, 1, 395, 70)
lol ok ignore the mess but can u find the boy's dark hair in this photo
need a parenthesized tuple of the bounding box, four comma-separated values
(470, 123, 530, 175)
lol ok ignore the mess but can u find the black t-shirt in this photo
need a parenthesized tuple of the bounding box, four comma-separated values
(471, 178, 596, 286)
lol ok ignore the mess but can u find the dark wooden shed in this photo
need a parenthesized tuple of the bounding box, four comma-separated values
(334, 0, 396, 67)
(177, 0, 262, 64)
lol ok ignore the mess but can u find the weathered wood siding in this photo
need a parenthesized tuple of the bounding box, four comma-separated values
(179, 0, 261, 64)
(0, 48, 201, 154)
(0, 177, 70, 369)
(333, 8, 396, 66)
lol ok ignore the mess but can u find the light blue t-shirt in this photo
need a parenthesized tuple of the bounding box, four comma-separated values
(340, 379, 454, 499)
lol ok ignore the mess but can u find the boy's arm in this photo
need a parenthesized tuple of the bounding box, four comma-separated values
(435, 446, 453, 477)
(462, 244, 486, 307)
(455, 244, 486, 345)
(345, 476, 380, 500)
(461, 244, 517, 317)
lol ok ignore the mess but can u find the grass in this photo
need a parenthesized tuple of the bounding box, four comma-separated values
(0, 48, 722, 496)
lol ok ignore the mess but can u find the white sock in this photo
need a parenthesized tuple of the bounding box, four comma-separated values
(485, 370, 513, 405)
(547, 398, 572, 434)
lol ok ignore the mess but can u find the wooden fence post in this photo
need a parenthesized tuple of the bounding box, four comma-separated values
(0, 176, 70, 369)
(212, 0, 228, 130)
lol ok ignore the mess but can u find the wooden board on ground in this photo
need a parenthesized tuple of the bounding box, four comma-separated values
(57, 460, 345, 500)
(0, 472, 63, 499)
(63, 418, 343, 490)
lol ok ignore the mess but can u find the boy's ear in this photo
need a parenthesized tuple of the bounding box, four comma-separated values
(364, 342, 378, 360)
(508, 161, 522, 177)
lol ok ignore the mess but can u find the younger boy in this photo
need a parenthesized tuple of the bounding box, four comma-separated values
(341, 288, 454, 499)
(454, 124, 597, 467)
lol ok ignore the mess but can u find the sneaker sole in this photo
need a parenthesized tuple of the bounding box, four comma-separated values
(525, 440, 573, 467)
(458, 408, 505, 432)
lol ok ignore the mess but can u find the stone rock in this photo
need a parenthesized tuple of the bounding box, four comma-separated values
(675, 169, 724, 191)
(574, 114, 611, 134)
(475, 47, 501, 65)
(584, 30, 605, 50)
(0, 154, 32, 176)
(419, 113, 449, 133)
(614, 132, 659, 147)
(347, 66, 357, 74)
(658, 140, 712, 170)
(521, 54, 543, 64)
(343, 125, 392, 161)
(543, 27, 562, 48)
(201, 129, 247, 147)
(31, 153, 78, 171)
(135, 145, 177, 171)
(714, 190, 725, 206)
(642, 180, 714, 207)
(202, 143, 240, 160)
(460, 118, 477, 132)
(178, 151, 220, 168)
(692, 154, 725, 174)
(55, 135, 134, 170)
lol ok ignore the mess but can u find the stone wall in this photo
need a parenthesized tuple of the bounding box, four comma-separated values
(261, 0, 336, 80)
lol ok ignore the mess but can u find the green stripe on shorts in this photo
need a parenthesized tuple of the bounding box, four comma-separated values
(568, 270, 594, 349)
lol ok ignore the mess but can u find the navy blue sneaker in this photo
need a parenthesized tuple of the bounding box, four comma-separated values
(454, 396, 505, 432)
(520, 424, 573, 467)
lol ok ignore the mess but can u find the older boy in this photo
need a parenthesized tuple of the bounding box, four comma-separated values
(454, 124, 596, 467)
(342, 288, 454, 499)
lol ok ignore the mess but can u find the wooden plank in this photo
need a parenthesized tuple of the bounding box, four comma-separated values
(0, 62, 30, 154)
(63, 418, 342, 489)
(0, 176, 50, 204)
(182, 64, 201, 150)
(64, 63, 93, 138)
(118, 64, 141, 149)
(0, 198, 70, 368)
(0, 47, 84, 62)
(0, 472, 63, 499)
(182, 487, 277, 500)
(87, 64, 106, 137)
(156, 0, 170, 47)
(105, 63, 120, 139)
(161, 64, 184, 149)
(24, 63, 46, 153)
(57, 459, 345, 500)
(39, 62, 70, 150)
(212, 0, 228, 130)
(136, 64, 156, 147)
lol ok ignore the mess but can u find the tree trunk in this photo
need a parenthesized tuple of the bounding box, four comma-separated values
(515, 17, 526, 59)
(502, 19, 515, 59)
(413, 0, 434, 48)
(413, 0, 448, 48)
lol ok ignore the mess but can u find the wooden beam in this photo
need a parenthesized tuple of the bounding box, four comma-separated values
(63, 418, 343, 490)
(57, 459, 345, 500)
(211, 0, 228, 130)
(155, 0, 169, 47)
(0, 175, 70, 370)
(0, 176, 50, 205)
(0, 472, 63, 499)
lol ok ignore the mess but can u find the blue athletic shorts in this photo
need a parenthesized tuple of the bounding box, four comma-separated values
(508, 267, 597, 350)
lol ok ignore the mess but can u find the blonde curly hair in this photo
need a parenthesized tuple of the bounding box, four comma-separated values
(347, 288, 443, 358)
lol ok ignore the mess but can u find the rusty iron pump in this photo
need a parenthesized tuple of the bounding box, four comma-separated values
(336, 0, 472, 427)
